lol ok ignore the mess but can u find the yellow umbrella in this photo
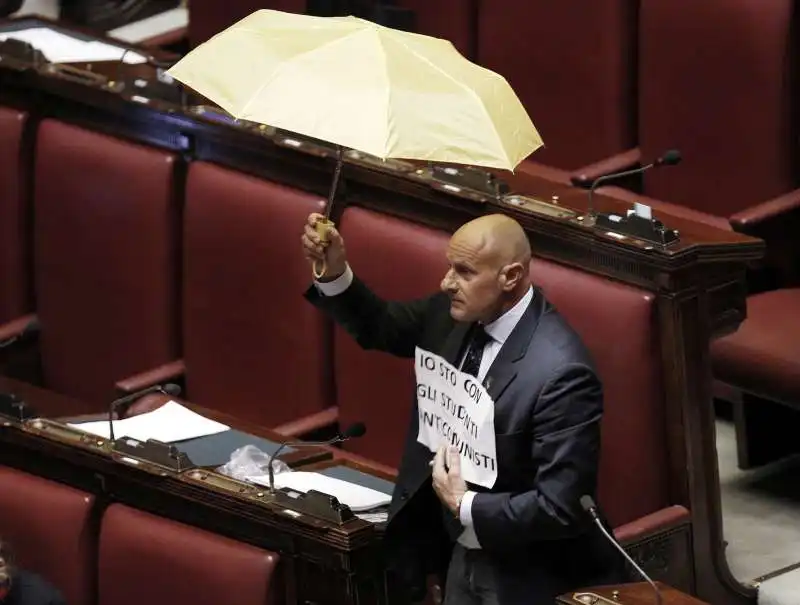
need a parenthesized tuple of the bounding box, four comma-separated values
(166, 9, 543, 275)
(167, 9, 542, 170)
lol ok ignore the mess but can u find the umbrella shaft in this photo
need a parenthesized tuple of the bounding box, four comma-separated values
(325, 147, 344, 218)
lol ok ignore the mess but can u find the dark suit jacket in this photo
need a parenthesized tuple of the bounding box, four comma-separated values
(306, 277, 627, 605)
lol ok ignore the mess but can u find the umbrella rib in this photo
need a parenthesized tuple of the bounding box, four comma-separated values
(384, 34, 511, 168)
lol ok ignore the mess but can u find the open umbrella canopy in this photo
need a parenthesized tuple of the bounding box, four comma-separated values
(167, 9, 543, 171)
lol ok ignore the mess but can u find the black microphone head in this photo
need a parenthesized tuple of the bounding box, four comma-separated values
(656, 149, 682, 166)
(161, 383, 182, 397)
(342, 422, 367, 439)
(580, 494, 597, 513)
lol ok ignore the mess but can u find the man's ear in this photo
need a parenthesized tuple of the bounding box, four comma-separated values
(500, 262, 525, 291)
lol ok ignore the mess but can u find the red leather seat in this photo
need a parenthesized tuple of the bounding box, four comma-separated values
(119, 161, 332, 431)
(32, 120, 180, 404)
(330, 207, 669, 529)
(334, 207, 450, 466)
(182, 162, 329, 427)
(713, 289, 800, 405)
(0, 107, 31, 325)
(711, 289, 800, 468)
(478, 0, 637, 169)
(98, 504, 282, 605)
(0, 466, 95, 605)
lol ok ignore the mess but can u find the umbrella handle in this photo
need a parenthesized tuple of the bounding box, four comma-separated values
(312, 218, 335, 280)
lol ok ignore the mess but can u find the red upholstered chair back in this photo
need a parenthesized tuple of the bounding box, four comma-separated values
(33, 120, 180, 404)
(335, 208, 668, 527)
(395, 0, 474, 58)
(182, 161, 329, 426)
(0, 466, 96, 605)
(188, 0, 306, 47)
(0, 107, 32, 324)
(335, 207, 450, 466)
(529, 261, 667, 528)
(477, 0, 638, 168)
(98, 504, 282, 605)
(639, 0, 797, 213)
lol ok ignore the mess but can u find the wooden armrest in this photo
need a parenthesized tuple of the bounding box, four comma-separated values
(614, 505, 691, 545)
(570, 148, 642, 188)
(331, 448, 398, 480)
(139, 25, 187, 48)
(730, 187, 800, 230)
(115, 359, 186, 394)
(0, 314, 39, 345)
(273, 407, 339, 438)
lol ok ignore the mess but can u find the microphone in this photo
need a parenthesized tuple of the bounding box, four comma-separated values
(267, 422, 367, 491)
(584, 149, 682, 223)
(0, 318, 40, 349)
(580, 495, 663, 605)
(107, 383, 182, 442)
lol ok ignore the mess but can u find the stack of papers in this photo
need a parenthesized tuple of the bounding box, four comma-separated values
(0, 27, 147, 64)
(256, 471, 392, 512)
(69, 401, 229, 443)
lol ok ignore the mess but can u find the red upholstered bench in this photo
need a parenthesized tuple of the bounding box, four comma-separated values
(98, 504, 282, 605)
(0, 466, 96, 605)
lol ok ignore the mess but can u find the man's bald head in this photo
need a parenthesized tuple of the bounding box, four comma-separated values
(451, 214, 532, 269)
(441, 214, 532, 323)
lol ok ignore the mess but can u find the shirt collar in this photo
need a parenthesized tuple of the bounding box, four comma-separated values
(483, 286, 533, 345)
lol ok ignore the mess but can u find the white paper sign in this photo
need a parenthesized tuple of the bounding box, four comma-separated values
(415, 347, 497, 488)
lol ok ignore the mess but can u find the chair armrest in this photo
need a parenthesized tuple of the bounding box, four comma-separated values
(0, 314, 39, 345)
(516, 160, 573, 185)
(570, 148, 642, 188)
(730, 187, 800, 230)
(614, 505, 691, 545)
(139, 25, 187, 48)
(330, 448, 398, 480)
(272, 407, 340, 438)
(115, 359, 186, 395)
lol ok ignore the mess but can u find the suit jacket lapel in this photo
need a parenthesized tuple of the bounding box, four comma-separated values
(439, 321, 472, 367)
(484, 289, 547, 402)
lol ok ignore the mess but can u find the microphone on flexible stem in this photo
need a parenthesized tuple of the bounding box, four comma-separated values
(107, 383, 182, 442)
(267, 422, 367, 492)
(580, 495, 663, 605)
(584, 149, 682, 225)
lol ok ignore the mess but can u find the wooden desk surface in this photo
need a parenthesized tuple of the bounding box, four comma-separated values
(558, 581, 709, 605)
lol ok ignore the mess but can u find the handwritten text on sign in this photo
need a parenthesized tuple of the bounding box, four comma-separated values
(415, 347, 497, 488)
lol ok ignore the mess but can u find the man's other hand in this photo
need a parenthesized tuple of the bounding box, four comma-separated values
(302, 213, 347, 280)
(432, 446, 467, 514)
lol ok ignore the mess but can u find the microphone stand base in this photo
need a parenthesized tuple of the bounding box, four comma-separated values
(270, 488, 356, 525)
(594, 211, 680, 247)
(111, 437, 196, 474)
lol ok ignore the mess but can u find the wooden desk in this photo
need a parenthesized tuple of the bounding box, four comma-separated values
(0, 22, 763, 604)
(0, 378, 387, 605)
(557, 582, 709, 605)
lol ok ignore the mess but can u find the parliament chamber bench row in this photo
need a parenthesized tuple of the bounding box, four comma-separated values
(0, 112, 698, 586)
(0, 465, 282, 605)
(1, 91, 797, 474)
(162, 0, 800, 470)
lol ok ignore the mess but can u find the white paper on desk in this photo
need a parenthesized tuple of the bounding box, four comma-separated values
(0, 28, 146, 64)
(254, 471, 392, 513)
(68, 401, 229, 443)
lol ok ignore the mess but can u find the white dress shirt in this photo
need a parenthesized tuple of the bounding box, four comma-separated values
(315, 265, 534, 549)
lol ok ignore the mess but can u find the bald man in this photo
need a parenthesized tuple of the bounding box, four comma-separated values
(301, 213, 625, 605)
